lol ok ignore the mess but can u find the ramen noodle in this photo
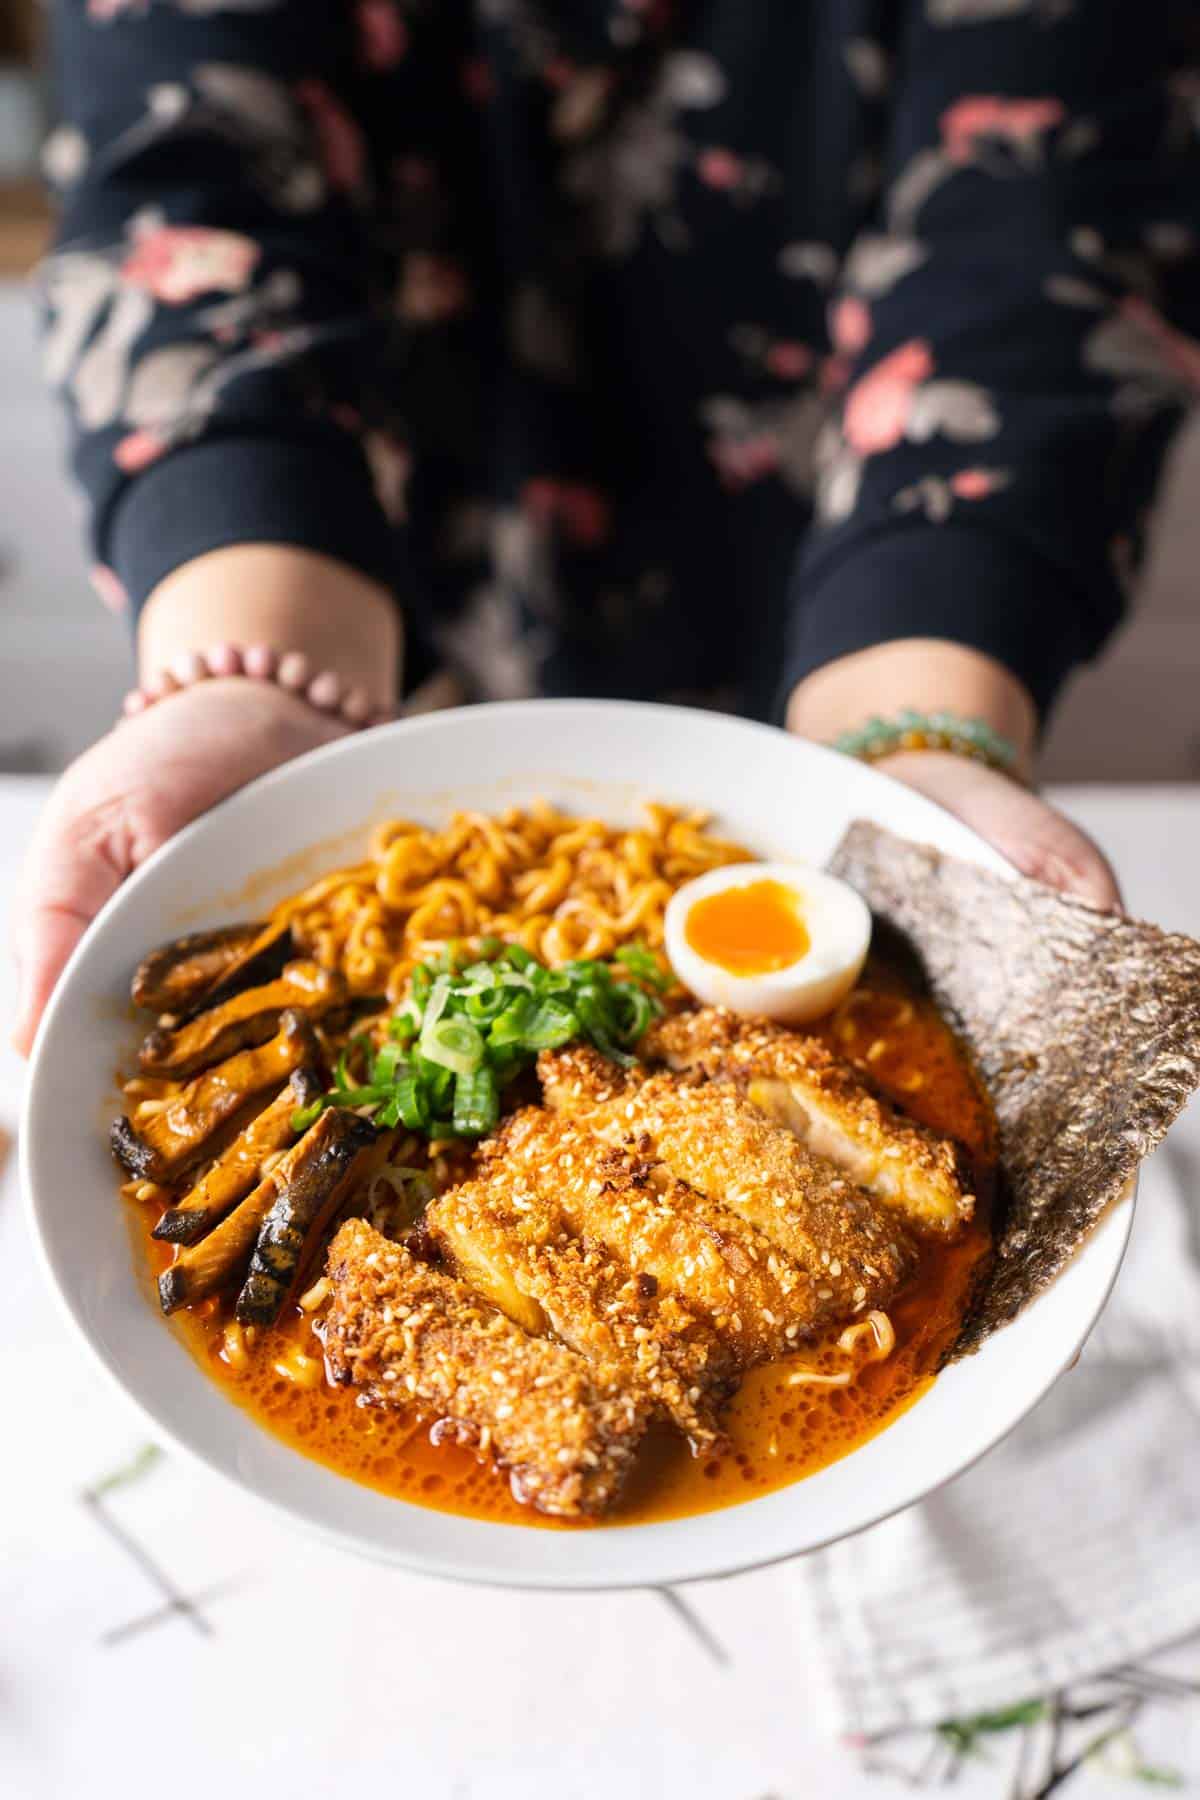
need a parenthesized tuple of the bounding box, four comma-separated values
(281, 802, 750, 999)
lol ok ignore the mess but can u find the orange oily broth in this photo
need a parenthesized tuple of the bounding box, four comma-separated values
(136, 958, 995, 1530)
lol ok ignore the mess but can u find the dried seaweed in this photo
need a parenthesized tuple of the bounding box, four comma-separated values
(829, 821, 1200, 1357)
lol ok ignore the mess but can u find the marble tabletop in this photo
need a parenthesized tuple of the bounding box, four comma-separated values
(3, 776, 1198, 1800)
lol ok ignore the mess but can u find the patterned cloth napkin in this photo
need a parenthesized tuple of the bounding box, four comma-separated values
(794, 1123, 1200, 1740)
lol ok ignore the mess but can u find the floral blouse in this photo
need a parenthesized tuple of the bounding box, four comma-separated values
(41, 0, 1200, 720)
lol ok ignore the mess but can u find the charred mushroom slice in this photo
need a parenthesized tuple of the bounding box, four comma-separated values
(158, 1169, 285, 1314)
(234, 1110, 380, 1328)
(111, 1009, 318, 1183)
(157, 1095, 357, 1314)
(200, 917, 296, 1010)
(138, 961, 346, 1079)
(131, 924, 267, 1014)
(151, 1065, 321, 1245)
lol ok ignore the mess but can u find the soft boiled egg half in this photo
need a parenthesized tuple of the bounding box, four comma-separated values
(663, 861, 872, 1024)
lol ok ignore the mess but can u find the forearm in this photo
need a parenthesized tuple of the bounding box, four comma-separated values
(138, 546, 402, 713)
(786, 640, 1036, 780)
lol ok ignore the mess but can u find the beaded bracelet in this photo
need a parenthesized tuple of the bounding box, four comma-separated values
(832, 708, 1021, 777)
(121, 643, 394, 731)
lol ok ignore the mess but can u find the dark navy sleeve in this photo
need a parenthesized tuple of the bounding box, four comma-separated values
(40, 0, 397, 621)
(782, 2, 1200, 721)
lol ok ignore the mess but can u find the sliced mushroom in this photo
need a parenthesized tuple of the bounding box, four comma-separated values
(234, 1111, 381, 1328)
(199, 917, 296, 1010)
(138, 961, 346, 1079)
(131, 924, 272, 1014)
(151, 1065, 323, 1245)
(111, 1010, 319, 1184)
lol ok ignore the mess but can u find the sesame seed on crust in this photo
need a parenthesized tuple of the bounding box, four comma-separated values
(643, 1007, 974, 1235)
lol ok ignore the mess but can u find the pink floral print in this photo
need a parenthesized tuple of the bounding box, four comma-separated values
(940, 95, 1065, 163)
(843, 340, 934, 455)
(830, 296, 873, 357)
(42, 0, 1200, 726)
(522, 480, 612, 548)
(120, 224, 260, 305)
(356, 0, 408, 71)
(294, 80, 367, 197)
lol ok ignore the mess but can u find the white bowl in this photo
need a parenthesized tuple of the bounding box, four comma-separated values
(21, 701, 1133, 1588)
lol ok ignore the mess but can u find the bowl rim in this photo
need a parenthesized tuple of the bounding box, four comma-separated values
(20, 699, 1136, 1588)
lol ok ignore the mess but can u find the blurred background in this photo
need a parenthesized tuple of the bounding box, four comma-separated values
(0, 0, 1198, 777)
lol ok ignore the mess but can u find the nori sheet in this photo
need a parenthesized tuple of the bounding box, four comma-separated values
(829, 821, 1200, 1358)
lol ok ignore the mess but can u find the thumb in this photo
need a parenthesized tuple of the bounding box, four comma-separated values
(12, 794, 135, 1057)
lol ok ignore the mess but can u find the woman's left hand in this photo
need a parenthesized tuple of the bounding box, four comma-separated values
(870, 749, 1121, 911)
(787, 640, 1121, 912)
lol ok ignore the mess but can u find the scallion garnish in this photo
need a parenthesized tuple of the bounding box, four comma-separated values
(300, 938, 668, 1142)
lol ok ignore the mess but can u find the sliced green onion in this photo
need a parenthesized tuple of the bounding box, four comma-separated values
(519, 999, 580, 1050)
(420, 1015, 485, 1075)
(487, 993, 535, 1048)
(615, 943, 673, 992)
(319, 938, 670, 1141)
(291, 1097, 328, 1132)
(385, 1072, 429, 1131)
(453, 1065, 499, 1137)
(333, 1084, 391, 1109)
(422, 973, 452, 1033)
(611, 986, 654, 1045)
(465, 987, 510, 1023)
(370, 1041, 407, 1085)
(335, 1032, 373, 1093)
(389, 1007, 418, 1044)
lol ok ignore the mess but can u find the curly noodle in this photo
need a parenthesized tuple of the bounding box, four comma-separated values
(279, 803, 749, 1001)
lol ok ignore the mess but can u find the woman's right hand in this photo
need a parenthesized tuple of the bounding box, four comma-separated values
(11, 679, 347, 1055)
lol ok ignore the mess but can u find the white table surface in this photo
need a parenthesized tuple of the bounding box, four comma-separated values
(3, 775, 1198, 1800)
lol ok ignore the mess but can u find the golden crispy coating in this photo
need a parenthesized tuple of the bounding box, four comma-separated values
(487, 1107, 824, 1361)
(645, 1008, 974, 1235)
(539, 1047, 915, 1315)
(324, 1218, 646, 1518)
(428, 1164, 737, 1449)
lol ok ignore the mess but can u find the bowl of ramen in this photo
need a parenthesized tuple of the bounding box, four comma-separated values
(22, 700, 1147, 1587)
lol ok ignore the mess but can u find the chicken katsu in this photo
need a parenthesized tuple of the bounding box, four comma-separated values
(645, 1008, 974, 1234)
(428, 1141, 741, 1448)
(324, 1218, 647, 1517)
(484, 1106, 834, 1363)
(538, 1045, 917, 1313)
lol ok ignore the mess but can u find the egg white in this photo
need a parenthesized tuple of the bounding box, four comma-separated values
(663, 860, 871, 1024)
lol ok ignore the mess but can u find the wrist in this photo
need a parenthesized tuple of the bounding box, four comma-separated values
(138, 545, 402, 713)
(786, 639, 1036, 782)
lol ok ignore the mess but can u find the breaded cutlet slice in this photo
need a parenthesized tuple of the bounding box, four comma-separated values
(644, 1008, 974, 1235)
(487, 1108, 824, 1362)
(428, 1168, 737, 1450)
(323, 1218, 646, 1518)
(539, 1047, 915, 1317)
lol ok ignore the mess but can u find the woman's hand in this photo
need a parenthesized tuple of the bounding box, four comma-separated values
(11, 680, 346, 1055)
(787, 637, 1121, 912)
(869, 748, 1121, 910)
(12, 543, 401, 1055)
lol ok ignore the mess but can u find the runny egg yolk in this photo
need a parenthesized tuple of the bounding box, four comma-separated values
(683, 878, 810, 977)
